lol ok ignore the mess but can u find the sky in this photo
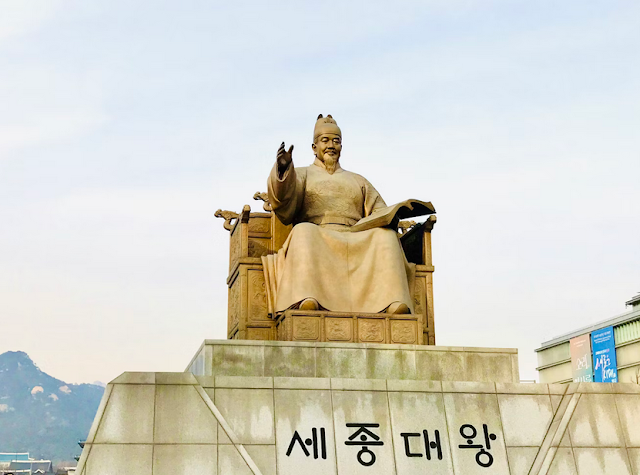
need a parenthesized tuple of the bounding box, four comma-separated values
(1, 0, 638, 384)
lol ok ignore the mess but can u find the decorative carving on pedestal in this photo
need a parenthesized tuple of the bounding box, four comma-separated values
(276, 311, 421, 344)
(359, 319, 385, 343)
(292, 317, 320, 340)
(390, 320, 417, 344)
(326, 318, 352, 341)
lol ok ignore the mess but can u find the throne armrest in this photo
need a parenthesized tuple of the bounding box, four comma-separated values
(400, 215, 437, 266)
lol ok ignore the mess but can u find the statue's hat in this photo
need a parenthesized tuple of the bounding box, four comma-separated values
(313, 114, 341, 142)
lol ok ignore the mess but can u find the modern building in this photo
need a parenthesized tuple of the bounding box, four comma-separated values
(0, 454, 30, 472)
(0, 454, 52, 475)
(536, 294, 640, 383)
(6, 461, 52, 474)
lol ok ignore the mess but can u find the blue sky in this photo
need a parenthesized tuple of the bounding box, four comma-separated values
(1, 0, 639, 383)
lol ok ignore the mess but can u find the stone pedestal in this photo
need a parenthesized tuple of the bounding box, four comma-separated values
(76, 340, 640, 474)
(76, 368, 640, 475)
(186, 340, 520, 383)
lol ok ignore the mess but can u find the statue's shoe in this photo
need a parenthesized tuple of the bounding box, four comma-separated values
(386, 302, 410, 314)
(299, 298, 320, 311)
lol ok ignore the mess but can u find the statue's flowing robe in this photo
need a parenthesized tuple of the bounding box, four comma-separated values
(262, 158, 414, 314)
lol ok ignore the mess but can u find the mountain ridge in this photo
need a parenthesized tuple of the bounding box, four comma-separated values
(0, 351, 104, 464)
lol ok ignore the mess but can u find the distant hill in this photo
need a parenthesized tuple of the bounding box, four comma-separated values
(0, 351, 104, 464)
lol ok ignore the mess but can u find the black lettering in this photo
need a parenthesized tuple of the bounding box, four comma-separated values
(400, 432, 422, 457)
(286, 431, 310, 457)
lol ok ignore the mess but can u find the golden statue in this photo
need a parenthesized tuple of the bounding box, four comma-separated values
(262, 114, 435, 316)
(216, 114, 436, 344)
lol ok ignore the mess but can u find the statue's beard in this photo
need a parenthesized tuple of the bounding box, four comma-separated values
(322, 154, 339, 175)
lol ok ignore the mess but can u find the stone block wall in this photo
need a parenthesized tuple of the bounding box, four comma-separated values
(77, 372, 640, 474)
(186, 340, 520, 383)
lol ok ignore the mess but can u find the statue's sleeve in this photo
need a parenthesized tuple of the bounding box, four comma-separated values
(267, 161, 305, 225)
(362, 177, 387, 217)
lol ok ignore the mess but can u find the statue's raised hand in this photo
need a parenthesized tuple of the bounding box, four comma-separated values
(277, 142, 294, 173)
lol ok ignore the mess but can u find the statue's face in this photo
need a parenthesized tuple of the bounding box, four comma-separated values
(312, 133, 342, 163)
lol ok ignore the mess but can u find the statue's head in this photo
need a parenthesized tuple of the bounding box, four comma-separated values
(312, 114, 342, 175)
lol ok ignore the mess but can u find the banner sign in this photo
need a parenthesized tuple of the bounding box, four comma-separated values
(570, 334, 593, 382)
(591, 326, 618, 383)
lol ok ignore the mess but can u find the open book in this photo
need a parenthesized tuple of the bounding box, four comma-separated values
(350, 199, 436, 232)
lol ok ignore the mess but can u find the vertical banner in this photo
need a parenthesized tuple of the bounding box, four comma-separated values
(570, 334, 593, 382)
(591, 326, 618, 383)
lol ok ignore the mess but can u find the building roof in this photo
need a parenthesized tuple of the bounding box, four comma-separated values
(8, 461, 51, 472)
(626, 293, 640, 307)
(536, 305, 640, 351)
(0, 455, 29, 463)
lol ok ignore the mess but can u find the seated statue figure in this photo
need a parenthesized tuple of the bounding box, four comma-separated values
(263, 114, 432, 316)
